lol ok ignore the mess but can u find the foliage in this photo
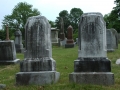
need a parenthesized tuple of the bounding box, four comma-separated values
(2, 2, 41, 39)
(49, 20, 56, 27)
(55, 8, 83, 38)
(69, 8, 83, 33)
(104, 0, 120, 32)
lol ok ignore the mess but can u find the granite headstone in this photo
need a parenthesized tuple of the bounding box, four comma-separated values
(16, 16, 60, 85)
(69, 12, 114, 85)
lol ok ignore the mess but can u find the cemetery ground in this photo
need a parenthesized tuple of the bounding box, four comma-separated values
(0, 45, 120, 90)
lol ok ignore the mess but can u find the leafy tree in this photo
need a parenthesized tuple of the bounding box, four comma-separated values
(69, 8, 83, 32)
(104, 0, 120, 33)
(49, 20, 56, 27)
(2, 2, 41, 39)
(55, 8, 83, 39)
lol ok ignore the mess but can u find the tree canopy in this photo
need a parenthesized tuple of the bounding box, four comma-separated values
(104, 0, 120, 32)
(2, 2, 41, 39)
(55, 8, 83, 39)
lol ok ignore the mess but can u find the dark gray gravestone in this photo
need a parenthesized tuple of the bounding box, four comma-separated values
(106, 29, 115, 52)
(14, 28, 24, 53)
(16, 15, 60, 85)
(111, 28, 118, 49)
(0, 40, 20, 64)
(69, 12, 114, 85)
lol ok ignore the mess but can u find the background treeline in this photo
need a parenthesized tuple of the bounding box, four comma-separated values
(0, 0, 119, 41)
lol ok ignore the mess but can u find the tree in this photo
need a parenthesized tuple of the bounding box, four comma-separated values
(69, 8, 83, 32)
(2, 2, 41, 39)
(104, 0, 120, 33)
(55, 8, 83, 39)
(49, 20, 56, 27)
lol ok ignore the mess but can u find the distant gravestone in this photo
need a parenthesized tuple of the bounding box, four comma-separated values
(65, 25, 74, 48)
(111, 28, 118, 49)
(106, 29, 115, 52)
(51, 28, 59, 45)
(0, 25, 20, 64)
(76, 38, 78, 45)
(16, 16, 60, 85)
(14, 27, 24, 53)
(69, 12, 114, 85)
(59, 17, 67, 46)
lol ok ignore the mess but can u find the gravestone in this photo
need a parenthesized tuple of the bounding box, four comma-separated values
(111, 28, 118, 49)
(0, 25, 20, 64)
(16, 16, 60, 85)
(69, 12, 114, 85)
(106, 29, 115, 52)
(65, 25, 74, 48)
(51, 28, 59, 45)
(14, 26, 24, 53)
(59, 17, 67, 46)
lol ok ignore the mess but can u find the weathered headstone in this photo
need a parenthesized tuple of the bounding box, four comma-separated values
(76, 38, 78, 45)
(59, 17, 67, 46)
(111, 28, 118, 49)
(16, 16, 60, 85)
(106, 29, 115, 52)
(65, 25, 74, 48)
(69, 12, 114, 85)
(51, 28, 59, 45)
(14, 26, 24, 53)
(0, 25, 20, 64)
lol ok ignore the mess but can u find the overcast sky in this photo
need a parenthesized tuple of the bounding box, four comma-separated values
(0, 0, 115, 29)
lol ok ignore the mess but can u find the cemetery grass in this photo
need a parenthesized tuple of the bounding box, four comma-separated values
(0, 45, 120, 90)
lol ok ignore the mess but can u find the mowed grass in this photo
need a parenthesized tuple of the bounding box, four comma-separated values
(0, 45, 120, 90)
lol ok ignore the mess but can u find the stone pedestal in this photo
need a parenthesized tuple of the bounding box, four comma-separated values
(16, 16, 60, 85)
(69, 72, 114, 85)
(69, 12, 114, 85)
(0, 40, 20, 64)
(16, 71, 60, 85)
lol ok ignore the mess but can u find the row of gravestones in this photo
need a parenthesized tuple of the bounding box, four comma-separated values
(0, 12, 114, 86)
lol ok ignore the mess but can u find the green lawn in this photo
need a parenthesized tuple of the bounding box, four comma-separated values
(0, 45, 120, 90)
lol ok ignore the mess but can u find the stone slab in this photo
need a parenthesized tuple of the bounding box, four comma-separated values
(74, 58, 111, 72)
(0, 59, 20, 64)
(16, 71, 60, 85)
(69, 72, 114, 85)
(65, 43, 75, 48)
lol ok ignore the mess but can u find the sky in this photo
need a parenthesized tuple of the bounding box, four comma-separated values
(0, 0, 116, 29)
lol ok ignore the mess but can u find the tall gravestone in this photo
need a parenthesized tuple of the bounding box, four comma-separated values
(59, 17, 67, 46)
(16, 16, 60, 85)
(69, 13, 114, 85)
(14, 26, 24, 53)
(65, 25, 74, 48)
(111, 28, 118, 49)
(106, 29, 115, 52)
(0, 25, 20, 64)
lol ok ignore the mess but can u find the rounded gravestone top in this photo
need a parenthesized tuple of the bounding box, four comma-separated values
(14, 29, 22, 36)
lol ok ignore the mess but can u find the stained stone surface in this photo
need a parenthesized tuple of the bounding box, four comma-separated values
(0, 40, 20, 64)
(14, 28, 24, 53)
(106, 29, 115, 52)
(65, 25, 74, 48)
(69, 12, 114, 85)
(16, 15, 60, 85)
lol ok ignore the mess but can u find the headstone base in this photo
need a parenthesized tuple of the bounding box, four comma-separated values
(65, 43, 75, 48)
(0, 59, 20, 64)
(69, 72, 114, 85)
(16, 71, 60, 85)
(107, 49, 115, 52)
